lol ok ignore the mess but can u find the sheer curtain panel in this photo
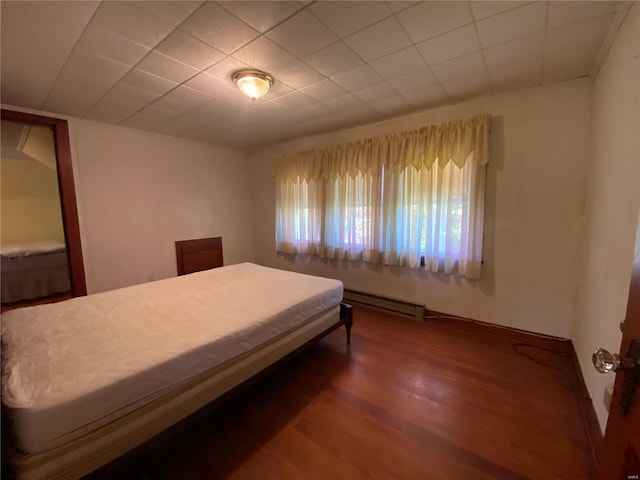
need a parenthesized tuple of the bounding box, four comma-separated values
(273, 114, 490, 279)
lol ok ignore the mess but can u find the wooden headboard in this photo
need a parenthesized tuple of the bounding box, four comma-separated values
(175, 237, 223, 276)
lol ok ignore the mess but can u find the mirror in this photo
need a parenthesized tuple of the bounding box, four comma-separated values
(0, 119, 71, 306)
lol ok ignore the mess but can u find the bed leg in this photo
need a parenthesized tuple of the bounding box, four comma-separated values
(340, 303, 353, 345)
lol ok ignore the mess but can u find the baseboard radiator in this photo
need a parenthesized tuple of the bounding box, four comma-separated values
(342, 289, 425, 321)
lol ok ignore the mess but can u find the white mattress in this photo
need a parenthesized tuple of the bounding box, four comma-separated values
(2, 262, 343, 454)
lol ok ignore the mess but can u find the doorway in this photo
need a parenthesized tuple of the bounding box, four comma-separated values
(0, 109, 86, 309)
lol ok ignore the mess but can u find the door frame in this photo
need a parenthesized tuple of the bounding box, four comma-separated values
(1, 109, 87, 297)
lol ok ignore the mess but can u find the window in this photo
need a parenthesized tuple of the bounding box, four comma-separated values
(274, 114, 489, 279)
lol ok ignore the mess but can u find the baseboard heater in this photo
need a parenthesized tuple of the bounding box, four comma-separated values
(342, 289, 425, 321)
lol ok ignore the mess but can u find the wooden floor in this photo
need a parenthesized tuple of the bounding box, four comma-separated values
(94, 305, 595, 479)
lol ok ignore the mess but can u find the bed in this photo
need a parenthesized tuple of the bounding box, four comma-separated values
(2, 259, 352, 479)
(1, 240, 71, 304)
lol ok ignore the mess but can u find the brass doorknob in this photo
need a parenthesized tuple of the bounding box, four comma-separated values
(593, 347, 639, 373)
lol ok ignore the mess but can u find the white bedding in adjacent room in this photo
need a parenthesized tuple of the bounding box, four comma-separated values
(1, 262, 343, 454)
(0, 240, 66, 258)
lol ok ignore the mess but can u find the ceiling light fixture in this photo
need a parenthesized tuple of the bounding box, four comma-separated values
(232, 70, 273, 102)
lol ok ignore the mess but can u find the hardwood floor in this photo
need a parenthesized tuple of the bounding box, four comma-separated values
(94, 305, 595, 479)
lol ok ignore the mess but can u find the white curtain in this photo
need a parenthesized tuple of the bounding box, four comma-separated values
(273, 114, 490, 279)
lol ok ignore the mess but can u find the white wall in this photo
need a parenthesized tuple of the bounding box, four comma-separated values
(250, 80, 592, 339)
(572, 4, 640, 432)
(70, 120, 255, 293)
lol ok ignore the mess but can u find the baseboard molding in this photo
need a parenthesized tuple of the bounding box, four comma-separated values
(567, 340, 603, 468)
(424, 308, 602, 468)
(424, 309, 570, 352)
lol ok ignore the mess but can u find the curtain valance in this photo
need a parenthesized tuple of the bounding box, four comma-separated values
(273, 114, 490, 182)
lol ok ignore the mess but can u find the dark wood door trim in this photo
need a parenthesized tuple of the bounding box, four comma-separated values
(1, 109, 87, 297)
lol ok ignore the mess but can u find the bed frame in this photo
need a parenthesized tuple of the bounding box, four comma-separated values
(3, 239, 353, 479)
(175, 237, 224, 275)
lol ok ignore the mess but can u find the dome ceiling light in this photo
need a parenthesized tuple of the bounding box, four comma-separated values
(232, 70, 273, 102)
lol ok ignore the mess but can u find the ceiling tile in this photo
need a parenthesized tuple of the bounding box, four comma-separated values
(120, 68, 178, 95)
(92, 1, 174, 48)
(310, 1, 391, 37)
(43, 73, 113, 117)
(77, 24, 150, 66)
(322, 93, 364, 111)
(469, 1, 532, 20)
(388, 67, 439, 93)
(205, 57, 251, 80)
(431, 51, 486, 83)
(0, 1, 99, 109)
(156, 29, 225, 70)
(352, 82, 398, 103)
(370, 95, 411, 115)
(417, 24, 480, 66)
(300, 79, 347, 101)
(345, 17, 412, 62)
(548, 1, 620, 29)
(396, 1, 474, 43)
(271, 91, 317, 109)
(476, 2, 547, 48)
(233, 36, 298, 71)
(441, 73, 491, 99)
(273, 62, 325, 89)
(130, 1, 203, 26)
(219, 1, 303, 33)
(185, 72, 229, 96)
(303, 42, 363, 77)
(43, 51, 128, 116)
(181, 2, 259, 54)
(121, 104, 181, 131)
(542, 44, 597, 83)
(84, 82, 160, 123)
(331, 64, 384, 91)
(266, 10, 337, 58)
(137, 51, 199, 83)
(545, 14, 615, 53)
(402, 84, 449, 107)
(370, 46, 426, 80)
(65, 49, 131, 83)
(386, 2, 419, 13)
(163, 85, 215, 109)
(483, 32, 544, 68)
(488, 59, 541, 90)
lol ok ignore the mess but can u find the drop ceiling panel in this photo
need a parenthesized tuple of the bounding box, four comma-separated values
(476, 2, 547, 47)
(0, 1, 625, 150)
(180, 2, 260, 54)
(265, 10, 337, 58)
(218, 1, 303, 33)
(483, 32, 544, 68)
(331, 64, 384, 91)
(303, 42, 364, 77)
(345, 17, 413, 62)
(84, 83, 160, 124)
(310, 1, 392, 37)
(0, 1, 99, 109)
(469, 1, 531, 20)
(136, 51, 199, 83)
(155, 30, 225, 70)
(397, 2, 474, 43)
(131, 1, 203, 26)
(92, 1, 174, 48)
(388, 67, 440, 93)
(120, 69, 178, 95)
(76, 25, 151, 66)
(300, 80, 347, 102)
(370, 47, 426, 80)
(547, 1, 619, 29)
